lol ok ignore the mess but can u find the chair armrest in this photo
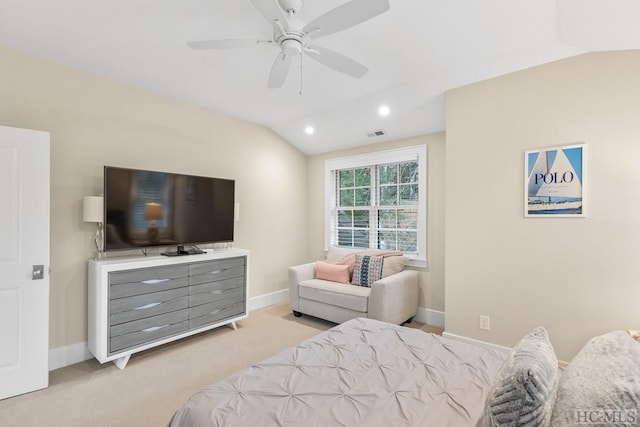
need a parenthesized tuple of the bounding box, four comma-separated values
(368, 270, 419, 324)
(288, 262, 316, 311)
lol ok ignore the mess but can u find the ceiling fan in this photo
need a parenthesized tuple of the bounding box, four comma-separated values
(187, 0, 390, 91)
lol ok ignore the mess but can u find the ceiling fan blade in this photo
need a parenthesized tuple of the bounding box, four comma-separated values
(304, 0, 389, 39)
(306, 45, 368, 78)
(187, 39, 269, 50)
(251, 0, 289, 30)
(268, 52, 292, 88)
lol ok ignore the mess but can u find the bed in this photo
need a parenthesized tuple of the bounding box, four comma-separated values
(169, 317, 507, 427)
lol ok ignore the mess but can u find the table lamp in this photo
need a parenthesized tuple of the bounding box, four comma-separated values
(83, 196, 104, 259)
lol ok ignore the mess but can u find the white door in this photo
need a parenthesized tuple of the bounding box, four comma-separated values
(0, 125, 50, 400)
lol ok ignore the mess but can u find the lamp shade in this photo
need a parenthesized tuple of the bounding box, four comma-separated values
(83, 196, 103, 223)
(145, 202, 163, 221)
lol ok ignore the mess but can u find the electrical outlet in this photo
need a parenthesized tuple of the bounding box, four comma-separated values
(479, 315, 491, 331)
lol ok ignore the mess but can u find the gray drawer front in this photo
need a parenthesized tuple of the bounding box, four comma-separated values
(189, 290, 244, 314)
(189, 303, 244, 330)
(110, 277, 188, 299)
(110, 295, 188, 325)
(110, 310, 189, 354)
(189, 266, 245, 285)
(109, 265, 188, 286)
(189, 257, 245, 278)
(189, 276, 244, 297)
(110, 288, 188, 323)
(110, 321, 188, 354)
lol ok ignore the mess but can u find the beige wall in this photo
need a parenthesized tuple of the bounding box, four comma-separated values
(0, 46, 308, 349)
(307, 134, 446, 312)
(445, 50, 640, 361)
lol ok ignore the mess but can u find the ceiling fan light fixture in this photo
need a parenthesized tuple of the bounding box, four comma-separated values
(282, 39, 302, 56)
(305, 126, 315, 135)
(378, 105, 390, 116)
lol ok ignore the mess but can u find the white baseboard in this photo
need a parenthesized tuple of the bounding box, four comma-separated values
(49, 289, 291, 371)
(247, 289, 289, 312)
(442, 331, 512, 355)
(414, 307, 445, 329)
(49, 341, 93, 371)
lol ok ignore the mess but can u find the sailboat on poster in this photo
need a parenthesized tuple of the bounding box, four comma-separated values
(525, 144, 585, 217)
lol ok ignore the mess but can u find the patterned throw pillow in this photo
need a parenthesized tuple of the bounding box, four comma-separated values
(482, 326, 559, 427)
(351, 254, 384, 287)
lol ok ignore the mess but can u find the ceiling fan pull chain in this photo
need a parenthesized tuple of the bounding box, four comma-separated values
(299, 51, 304, 96)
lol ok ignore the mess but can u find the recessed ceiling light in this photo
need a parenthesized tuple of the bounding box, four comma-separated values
(378, 105, 390, 117)
(305, 126, 315, 135)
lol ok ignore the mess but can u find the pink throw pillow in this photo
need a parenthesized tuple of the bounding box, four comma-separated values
(315, 261, 350, 284)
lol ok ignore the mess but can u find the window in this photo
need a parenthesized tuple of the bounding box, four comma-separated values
(325, 146, 427, 267)
(131, 171, 169, 232)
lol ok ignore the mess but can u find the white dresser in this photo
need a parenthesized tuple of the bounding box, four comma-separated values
(88, 249, 248, 369)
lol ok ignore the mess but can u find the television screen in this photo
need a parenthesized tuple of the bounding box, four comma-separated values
(104, 166, 234, 251)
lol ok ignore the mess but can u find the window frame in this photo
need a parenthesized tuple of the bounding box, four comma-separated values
(324, 145, 427, 267)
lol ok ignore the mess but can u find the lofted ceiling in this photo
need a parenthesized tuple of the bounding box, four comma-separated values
(1, 0, 640, 154)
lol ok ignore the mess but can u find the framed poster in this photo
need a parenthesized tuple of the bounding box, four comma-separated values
(525, 144, 585, 217)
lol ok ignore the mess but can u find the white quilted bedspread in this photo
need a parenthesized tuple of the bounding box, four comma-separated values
(169, 318, 506, 427)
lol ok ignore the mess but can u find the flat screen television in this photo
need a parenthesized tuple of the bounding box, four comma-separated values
(104, 166, 235, 253)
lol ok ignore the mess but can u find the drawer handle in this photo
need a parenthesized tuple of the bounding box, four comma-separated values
(208, 269, 223, 275)
(142, 325, 169, 333)
(134, 302, 161, 310)
(141, 279, 170, 284)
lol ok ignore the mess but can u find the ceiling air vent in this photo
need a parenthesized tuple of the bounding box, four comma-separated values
(367, 129, 387, 138)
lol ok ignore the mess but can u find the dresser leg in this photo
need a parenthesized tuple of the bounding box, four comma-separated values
(229, 321, 238, 331)
(114, 354, 131, 370)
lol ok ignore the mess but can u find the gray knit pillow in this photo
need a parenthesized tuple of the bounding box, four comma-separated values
(483, 327, 559, 427)
(549, 331, 640, 427)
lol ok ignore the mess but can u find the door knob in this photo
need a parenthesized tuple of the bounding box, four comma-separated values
(32, 265, 44, 280)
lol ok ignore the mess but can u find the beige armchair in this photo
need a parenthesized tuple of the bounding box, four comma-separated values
(288, 260, 419, 325)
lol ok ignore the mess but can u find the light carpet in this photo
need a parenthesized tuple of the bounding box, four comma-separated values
(0, 303, 442, 427)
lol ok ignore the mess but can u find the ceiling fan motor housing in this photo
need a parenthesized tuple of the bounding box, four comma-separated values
(274, 19, 308, 56)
